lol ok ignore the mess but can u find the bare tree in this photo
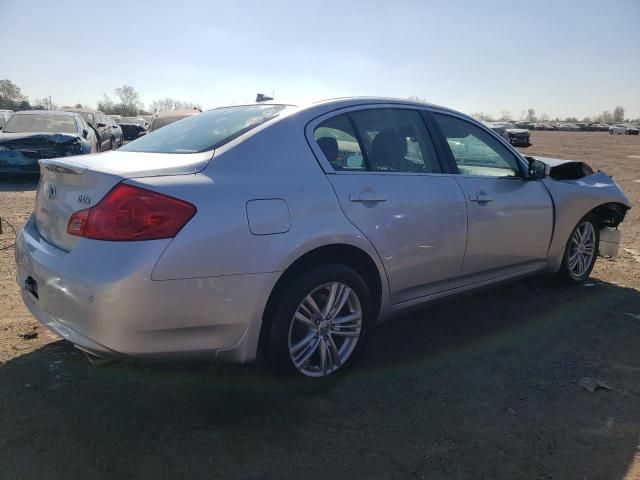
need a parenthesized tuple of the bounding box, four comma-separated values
(499, 110, 511, 121)
(539, 113, 549, 121)
(599, 110, 612, 123)
(0, 79, 26, 109)
(149, 97, 199, 114)
(526, 109, 536, 122)
(97, 94, 115, 113)
(613, 106, 625, 123)
(471, 112, 494, 122)
(114, 85, 141, 116)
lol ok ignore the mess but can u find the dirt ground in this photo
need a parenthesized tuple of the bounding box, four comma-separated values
(0, 131, 639, 479)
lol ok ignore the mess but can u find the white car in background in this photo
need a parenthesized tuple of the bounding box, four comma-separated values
(609, 124, 640, 135)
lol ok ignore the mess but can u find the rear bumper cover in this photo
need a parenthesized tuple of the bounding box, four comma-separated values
(16, 215, 277, 362)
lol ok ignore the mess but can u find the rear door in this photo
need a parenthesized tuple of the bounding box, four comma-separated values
(308, 106, 468, 304)
(430, 111, 553, 277)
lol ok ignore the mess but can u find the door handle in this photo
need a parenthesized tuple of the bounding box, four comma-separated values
(349, 193, 387, 203)
(469, 193, 493, 203)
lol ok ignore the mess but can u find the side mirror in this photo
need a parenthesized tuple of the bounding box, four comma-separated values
(82, 128, 89, 139)
(97, 122, 106, 128)
(528, 158, 550, 180)
(137, 131, 147, 138)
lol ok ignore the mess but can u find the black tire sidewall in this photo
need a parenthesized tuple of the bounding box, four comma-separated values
(560, 214, 599, 283)
(265, 265, 373, 382)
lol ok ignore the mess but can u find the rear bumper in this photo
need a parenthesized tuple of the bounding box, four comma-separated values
(16, 215, 277, 362)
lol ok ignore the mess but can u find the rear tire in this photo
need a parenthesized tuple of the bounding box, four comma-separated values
(558, 214, 599, 284)
(264, 265, 372, 390)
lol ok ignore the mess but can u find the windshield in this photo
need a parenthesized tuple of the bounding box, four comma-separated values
(3, 114, 77, 134)
(75, 112, 94, 125)
(122, 105, 288, 153)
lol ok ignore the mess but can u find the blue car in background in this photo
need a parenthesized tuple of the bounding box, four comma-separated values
(0, 110, 95, 175)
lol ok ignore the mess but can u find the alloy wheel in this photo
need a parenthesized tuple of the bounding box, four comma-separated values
(288, 282, 362, 377)
(568, 221, 596, 278)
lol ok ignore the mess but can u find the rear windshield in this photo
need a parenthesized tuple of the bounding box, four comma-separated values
(3, 114, 77, 134)
(121, 105, 287, 153)
(149, 115, 189, 132)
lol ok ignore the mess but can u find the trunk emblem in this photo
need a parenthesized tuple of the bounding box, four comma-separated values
(78, 194, 91, 205)
(47, 184, 56, 200)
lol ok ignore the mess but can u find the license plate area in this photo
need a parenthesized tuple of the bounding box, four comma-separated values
(24, 276, 39, 299)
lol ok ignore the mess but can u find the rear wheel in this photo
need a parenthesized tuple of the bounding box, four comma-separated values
(609, 130, 613, 134)
(265, 265, 372, 386)
(558, 214, 599, 284)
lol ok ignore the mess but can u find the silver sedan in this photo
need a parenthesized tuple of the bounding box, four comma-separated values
(15, 98, 631, 383)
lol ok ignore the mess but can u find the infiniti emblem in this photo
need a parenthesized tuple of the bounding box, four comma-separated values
(47, 184, 56, 200)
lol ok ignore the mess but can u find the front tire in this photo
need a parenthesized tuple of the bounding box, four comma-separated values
(558, 214, 599, 284)
(265, 265, 372, 385)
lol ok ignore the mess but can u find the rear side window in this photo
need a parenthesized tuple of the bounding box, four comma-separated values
(351, 109, 440, 173)
(313, 109, 441, 173)
(121, 105, 287, 153)
(313, 114, 365, 170)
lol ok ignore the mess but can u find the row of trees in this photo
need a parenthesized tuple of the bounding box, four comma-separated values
(0, 79, 198, 116)
(473, 106, 636, 124)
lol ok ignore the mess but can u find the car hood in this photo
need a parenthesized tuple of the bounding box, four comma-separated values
(0, 131, 80, 145)
(505, 128, 529, 134)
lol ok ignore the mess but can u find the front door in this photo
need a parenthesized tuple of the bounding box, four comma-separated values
(311, 107, 468, 304)
(431, 112, 553, 276)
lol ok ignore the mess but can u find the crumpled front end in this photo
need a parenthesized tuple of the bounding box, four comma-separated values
(0, 133, 85, 174)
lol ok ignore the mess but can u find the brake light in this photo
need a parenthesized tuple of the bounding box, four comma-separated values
(67, 183, 196, 241)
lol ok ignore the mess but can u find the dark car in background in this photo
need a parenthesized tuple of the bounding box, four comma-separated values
(119, 117, 148, 140)
(148, 108, 202, 133)
(487, 122, 531, 146)
(62, 108, 113, 151)
(0, 111, 94, 175)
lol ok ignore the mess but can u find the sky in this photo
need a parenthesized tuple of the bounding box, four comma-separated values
(1, 0, 639, 119)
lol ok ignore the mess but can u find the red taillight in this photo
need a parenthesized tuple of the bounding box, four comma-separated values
(67, 184, 196, 241)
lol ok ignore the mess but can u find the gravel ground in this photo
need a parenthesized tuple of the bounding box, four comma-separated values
(0, 131, 639, 479)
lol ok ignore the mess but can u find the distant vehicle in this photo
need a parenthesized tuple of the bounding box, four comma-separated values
(108, 114, 122, 124)
(119, 117, 148, 140)
(108, 117, 124, 147)
(0, 110, 94, 174)
(62, 108, 113, 151)
(558, 123, 581, 131)
(148, 108, 202, 133)
(489, 122, 531, 147)
(575, 123, 590, 131)
(590, 123, 610, 132)
(609, 124, 639, 135)
(139, 115, 153, 126)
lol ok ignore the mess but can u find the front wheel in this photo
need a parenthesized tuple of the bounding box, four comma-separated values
(558, 215, 599, 284)
(609, 130, 614, 134)
(265, 265, 372, 385)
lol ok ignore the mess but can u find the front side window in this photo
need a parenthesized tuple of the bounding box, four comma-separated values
(433, 113, 521, 177)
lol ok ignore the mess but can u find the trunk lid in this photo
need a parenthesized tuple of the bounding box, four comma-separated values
(35, 150, 213, 251)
